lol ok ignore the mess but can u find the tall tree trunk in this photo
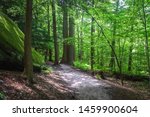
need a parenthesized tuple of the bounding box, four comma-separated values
(128, 26, 134, 72)
(24, 0, 33, 84)
(142, 0, 150, 84)
(47, 1, 52, 61)
(68, 14, 75, 65)
(77, 22, 80, 60)
(61, 1, 69, 63)
(45, 49, 49, 62)
(79, 11, 84, 61)
(32, 1, 39, 51)
(76, 10, 81, 61)
(35, 0, 38, 36)
(128, 43, 133, 72)
(109, 0, 119, 71)
(52, 0, 59, 65)
(109, 36, 116, 70)
(91, 0, 95, 71)
(98, 29, 104, 67)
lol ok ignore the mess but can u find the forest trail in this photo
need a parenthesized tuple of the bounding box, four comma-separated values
(0, 64, 145, 100)
(51, 64, 142, 100)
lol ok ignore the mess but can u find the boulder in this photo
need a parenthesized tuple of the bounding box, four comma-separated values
(0, 11, 44, 68)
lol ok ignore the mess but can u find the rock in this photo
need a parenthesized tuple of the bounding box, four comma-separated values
(0, 11, 44, 65)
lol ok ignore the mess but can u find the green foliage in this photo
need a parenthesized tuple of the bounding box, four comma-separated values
(73, 61, 90, 71)
(1, 0, 150, 79)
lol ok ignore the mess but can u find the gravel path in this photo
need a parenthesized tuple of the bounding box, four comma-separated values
(52, 64, 143, 100)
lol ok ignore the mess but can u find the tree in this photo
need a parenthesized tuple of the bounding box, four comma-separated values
(68, 11, 75, 65)
(128, 25, 134, 72)
(109, 0, 119, 71)
(90, 0, 95, 71)
(61, 0, 75, 65)
(47, 0, 52, 61)
(141, 0, 150, 84)
(78, 11, 84, 61)
(68, 2, 75, 65)
(61, 0, 69, 64)
(52, 0, 59, 65)
(24, 0, 33, 84)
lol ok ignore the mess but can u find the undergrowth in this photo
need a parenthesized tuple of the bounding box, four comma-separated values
(73, 61, 90, 71)
(41, 65, 52, 74)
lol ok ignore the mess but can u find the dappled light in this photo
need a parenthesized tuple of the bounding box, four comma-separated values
(0, 70, 74, 100)
(52, 64, 144, 100)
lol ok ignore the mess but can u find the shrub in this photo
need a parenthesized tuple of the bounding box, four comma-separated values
(73, 61, 90, 71)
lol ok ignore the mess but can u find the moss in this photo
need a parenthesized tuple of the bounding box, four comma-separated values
(0, 11, 44, 65)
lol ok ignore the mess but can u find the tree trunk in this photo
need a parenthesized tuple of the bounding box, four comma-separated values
(109, 38, 116, 70)
(45, 49, 49, 62)
(24, 0, 33, 84)
(109, 0, 119, 71)
(142, 0, 150, 85)
(79, 12, 84, 61)
(77, 23, 80, 60)
(91, 0, 95, 72)
(47, 1, 52, 61)
(61, 1, 69, 63)
(128, 44, 133, 71)
(68, 15, 75, 65)
(52, 0, 59, 65)
(128, 26, 134, 72)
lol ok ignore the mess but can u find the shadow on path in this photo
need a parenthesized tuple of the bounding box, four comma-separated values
(50, 63, 143, 100)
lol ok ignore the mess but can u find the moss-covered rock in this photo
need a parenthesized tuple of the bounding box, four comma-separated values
(0, 11, 44, 65)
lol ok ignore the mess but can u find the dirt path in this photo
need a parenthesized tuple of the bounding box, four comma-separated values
(51, 64, 143, 100)
(0, 64, 144, 100)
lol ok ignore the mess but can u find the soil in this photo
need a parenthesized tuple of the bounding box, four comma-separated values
(51, 64, 145, 100)
(0, 70, 74, 100)
(0, 63, 149, 100)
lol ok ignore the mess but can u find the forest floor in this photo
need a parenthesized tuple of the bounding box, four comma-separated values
(0, 63, 149, 100)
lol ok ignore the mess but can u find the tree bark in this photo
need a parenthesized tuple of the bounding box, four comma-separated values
(141, 0, 150, 85)
(68, 14, 75, 65)
(47, 1, 52, 61)
(128, 26, 134, 72)
(61, 0, 69, 63)
(24, 0, 33, 84)
(91, 0, 95, 71)
(77, 22, 80, 60)
(79, 11, 84, 61)
(52, 0, 59, 65)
